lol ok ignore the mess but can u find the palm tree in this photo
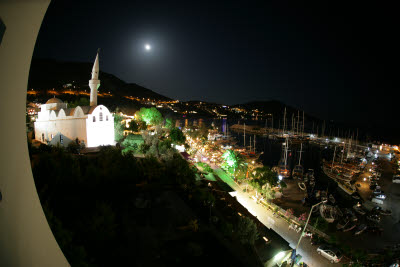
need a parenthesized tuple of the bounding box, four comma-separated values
(221, 149, 247, 180)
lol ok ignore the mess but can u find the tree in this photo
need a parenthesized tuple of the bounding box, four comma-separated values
(113, 112, 125, 142)
(121, 134, 144, 155)
(135, 107, 163, 126)
(67, 141, 81, 154)
(251, 166, 279, 187)
(198, 124, 209, 141)
(169, 127, 186, 145)
(128, 119, 138, 132)
(137, 120, 147, 130)
(236, 216, 259, 245)
(221, 149, 247, 179)
(165, 117, 176, 129)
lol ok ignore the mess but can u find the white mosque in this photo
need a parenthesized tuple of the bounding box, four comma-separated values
(34, 51, 115, 147)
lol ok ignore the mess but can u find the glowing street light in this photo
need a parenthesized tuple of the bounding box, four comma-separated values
(291, 199, 327, 266)
(274, 251, 285, 260)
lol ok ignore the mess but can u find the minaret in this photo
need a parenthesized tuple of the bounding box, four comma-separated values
(89, 49, 100, 106)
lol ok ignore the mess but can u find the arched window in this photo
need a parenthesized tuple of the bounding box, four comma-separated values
(93, 116, 96, 122)
(99, 112, 103, 121)
(106, 115, 109, 121)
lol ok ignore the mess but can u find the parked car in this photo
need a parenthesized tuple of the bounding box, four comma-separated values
(393, 175, 400, 184)
(372, 197, 384, 205)
(374, 193, 386, 200)
(317, 245, 343, 263)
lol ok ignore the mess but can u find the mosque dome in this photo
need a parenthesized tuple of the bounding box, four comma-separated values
(46, 98, 63, 104)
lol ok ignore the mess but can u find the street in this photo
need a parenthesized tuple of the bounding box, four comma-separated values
(212, 165, 340, 266)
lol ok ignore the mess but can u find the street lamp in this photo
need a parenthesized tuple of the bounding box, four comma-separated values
(291, 199, 327, 266)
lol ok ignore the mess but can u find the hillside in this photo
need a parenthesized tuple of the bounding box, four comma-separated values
(28, 58, 171, 101)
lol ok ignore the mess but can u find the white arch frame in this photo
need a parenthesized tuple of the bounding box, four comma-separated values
(0, 2, 69, 267)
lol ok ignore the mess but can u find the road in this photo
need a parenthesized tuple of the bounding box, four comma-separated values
(211, 165, 339, 267)
(192, 143, 341, 265)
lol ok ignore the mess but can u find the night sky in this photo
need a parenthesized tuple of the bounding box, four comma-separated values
(33, 1, 399, 128)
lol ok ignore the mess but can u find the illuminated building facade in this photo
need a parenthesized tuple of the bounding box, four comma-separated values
(34, 51, 114, 147)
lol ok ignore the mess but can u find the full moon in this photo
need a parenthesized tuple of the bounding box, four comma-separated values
(145, 44, 151, 51)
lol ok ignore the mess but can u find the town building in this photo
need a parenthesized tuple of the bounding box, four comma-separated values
(34, 51, 114, 147)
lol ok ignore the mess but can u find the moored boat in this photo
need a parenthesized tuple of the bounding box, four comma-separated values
(336, 217, 349, 230)
(329, 194, 336, 204)
(343, 221, 357, 232)
(320, 204, 338, 223)
(344, 208, 358, 222)
(292, 165, 304, 179)
(354, 224, 367, 235)
(292, 143, 304, 179)
(298, 182, 306, 191)
(322, 164, 352, 182)
(337, 181, 356, 195)
(353, 203, 366, 215)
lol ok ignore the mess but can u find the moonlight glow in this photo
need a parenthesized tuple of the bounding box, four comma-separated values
(145, 44, 151, 51)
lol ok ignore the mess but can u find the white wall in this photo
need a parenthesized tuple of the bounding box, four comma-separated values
(35, 117, 88, 146)
(86, 105, 115, 147)
(0, 1, 70, 266)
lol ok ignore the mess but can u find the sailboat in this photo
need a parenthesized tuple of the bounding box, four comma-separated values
(278, 136, 290, 178)
(292, 143, 304, 179)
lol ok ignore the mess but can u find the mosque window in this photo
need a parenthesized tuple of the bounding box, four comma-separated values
(42, 133, 44, 142)
(93, 116, 96, 122)
(106, 115, 109, 121)
(60, 135, 63, 145)
(99, 112, 103, 121)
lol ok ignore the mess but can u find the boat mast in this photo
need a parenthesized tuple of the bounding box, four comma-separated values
(254, 134, 256, 152)
(302, 111, 305, 138)
(341, 141, 346, 164)
(244, 123, 246, 149)
(331, 146, 337, 169)
(292, 113, 295, 133)
(272, 115, 274, 132)
(356, 128, 358, 150)
(298, 142, 303, 165)
(284, 137, 289, 166)
(249, 136, 252, 151)
(283, 107, 287, 136)
(297, 110, 300, 136)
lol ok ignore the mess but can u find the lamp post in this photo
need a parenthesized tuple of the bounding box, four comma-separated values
(291, 200, 327, 266)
